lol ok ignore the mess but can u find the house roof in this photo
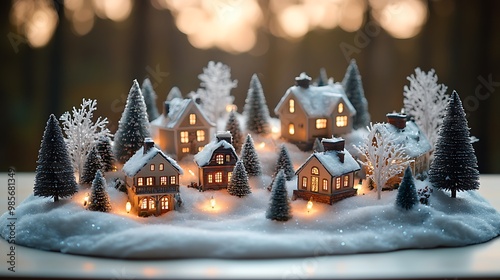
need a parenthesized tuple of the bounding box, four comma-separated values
(194, 139, 237, 167)
(381, 120, 432, 158)
(150, 98, 215, 129)
(296, 149, 360, 177)
(274, 83, 356, 118)
(122, 145, 183, 177)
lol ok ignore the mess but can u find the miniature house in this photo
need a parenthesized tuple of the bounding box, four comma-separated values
(194, 131, 239, 191)
(150, 97, 216, 160)
(122, 138, 184, 216)
(274, 73, 356, 146)
(294, 137, 360, 205)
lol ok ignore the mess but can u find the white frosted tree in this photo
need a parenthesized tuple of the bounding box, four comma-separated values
(166, 86, 182, 101)
(60, 99, 111, 181)
(355, 123, 410, 200)
(403, 68, 449, 149)
(193, 61, 237, 122)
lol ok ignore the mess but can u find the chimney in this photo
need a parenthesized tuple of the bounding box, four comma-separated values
(386, 113, 407, 129)
(163, 101, 170, 117)
(321, 137, 345, 163)
(143, 138, 155, 154)
(295, 72, 312, 89)
(216, 131, 232, 144)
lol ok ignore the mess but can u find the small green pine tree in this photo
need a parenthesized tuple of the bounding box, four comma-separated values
(225, 111, 243, 153)
(244, 74, 271, 135)
(227, 161, 251, 197)
(88, 170, 111, 212)
(96, 136, 115, 172)
(274, 144, 294, 181)
(396, 166, 418, 210)
(141, 78, 160, 121)
(240, 134, 262, 177)
(342, 59, 370, 129)
(80, 147, 103, 185)
(266, 170, 292, 221)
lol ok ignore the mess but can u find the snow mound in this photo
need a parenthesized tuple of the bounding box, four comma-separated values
(2, 178, 500, 259)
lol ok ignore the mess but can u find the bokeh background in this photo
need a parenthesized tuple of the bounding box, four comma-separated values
(2, 0, 499, 173)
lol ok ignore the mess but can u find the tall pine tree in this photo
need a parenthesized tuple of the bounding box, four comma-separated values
(141, 78, 160, 121)
(266, 170, 292, 221)
(96, 135, 115, 172)
(225, 110, 243, 153)
(274, 144, 295, 181)
(342, 59, 370, 129)
(227, 160, 251, 197)
(240, 134, 262, 177)
(34, 114, 78, 202)
(244, 74, 271, 135)
(80, 146, 103, 185)
(396, 166, 418, 210)
(114, 80, 151, 164)
(429, 91, 479, 198)
(88, 170, 111, 212)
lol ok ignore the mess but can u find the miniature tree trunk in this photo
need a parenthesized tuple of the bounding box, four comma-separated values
(225, 111, 243, 153)
(88, 170, 112, 212)
(244, 74, 271, 135)
(227, 161, 251, 197)
(396, 166, 418, 210)
(266, 170, 292, 221)
(240, 134, 262, 177)
(274, 144, 295, 181)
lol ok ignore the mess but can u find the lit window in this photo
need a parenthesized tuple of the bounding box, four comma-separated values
(344, 176, 349, 187)
(336, 116, 348, 127)
(189, 114, 196, 125)
(180, 131, 189, 143)
(141, 198, 148, 209)
(215, 171, 223, 183)
(159, 163, 164, 171)
(311, 167, 319, 175)
(289, 99, 295, 113)
(170, 176, 176, 185)
(208, 174, 213, 183)
(322, 179, 328, 191)
(198, 146, 204, 152)
(226, 154, 231, 163)
(137, 177, 144, 186)
(182, 147, 190, 153)
(302, 177, 308, 189)
(216, 154, 224, 164)
(196, 130, 205, 142)
(338, 103, 344, 113)
(335, 177, 341, 189)
(149, 197, 155, 209)
(146, 177, 154, 186)
(316, 119, 327, 129)
(228, 172, 232, 183)
(311, 177, 319, 192)
(160, 197, 169, 210)
(160, 176, 167, 185)
(150, 164, 155, 171)
(289, 123, 295, 135)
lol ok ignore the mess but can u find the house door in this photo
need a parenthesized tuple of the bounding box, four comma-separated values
(311, 176, 319, 192)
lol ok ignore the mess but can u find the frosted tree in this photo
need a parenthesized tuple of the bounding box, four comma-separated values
(244, 74, 271, 135)
(88, 170, 111, 212)
(228, 160, 251, 197)
(60, 99, 110, 181)
(355, 123, 410, 200)
(429, 91, 479, 198)
(95, 136, 115, 172)
(274, 144, 295, 181)
(225, 110, 243, 153)
(403, 68, 449, 149)
(141, 78, 160, 121)
(313, 138, 324, 152)
(342, 59, 370, 129)
(114, 80, 151, 164)
(396, 166, 418, 210)
(80, 146, 103, 185)
(240, 134, 262, 177)
(266, 170, 292, 221)
(166, 86, 182, 101)
(193, 61, 237, 122)
(34, 114, 78, 202)
(314, 67, 329, 86)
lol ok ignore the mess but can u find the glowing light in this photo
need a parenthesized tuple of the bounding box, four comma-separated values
(307, 197, 313, 213)
(188, 169, 195, 176)
(210, 196, 216, 209)
(93, 0, 133, 22)
(126, 201, 132, 213)
(372, 0, 428, 39)
(278, 5, 309, 39)
(226, 104, 237, 113)
(339, 0, 366, 32)
(83, 193, 90, 207)
(258, 142, 266, 149)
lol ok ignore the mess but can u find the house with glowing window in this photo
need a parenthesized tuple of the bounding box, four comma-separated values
(150, 97, 216, 160)
(194, 131, 238, 191)
(122, 138, 184, 216)
(293, 137, 360, 205)
(274, 73, 356, 147)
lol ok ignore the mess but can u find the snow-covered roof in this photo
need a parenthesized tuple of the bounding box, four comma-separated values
(122, 145, 183, 177)
(194, 139, 237, 167)
(296, 149, 360, 177)
(382, 121, 432, 158)
(150, 98, 215, 129)
(274, 84, 356, 118)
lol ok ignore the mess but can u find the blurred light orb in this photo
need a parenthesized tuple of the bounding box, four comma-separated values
(376, 0, 428, 39)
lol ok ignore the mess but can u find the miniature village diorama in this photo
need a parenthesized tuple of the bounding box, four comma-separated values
(2, 61, 499, 259)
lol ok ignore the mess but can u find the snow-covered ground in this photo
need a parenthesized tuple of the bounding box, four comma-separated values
(2, 128, 499, 259)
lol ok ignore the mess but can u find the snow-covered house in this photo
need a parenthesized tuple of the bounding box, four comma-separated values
(294, 137, 360, 205)
(122, 138, 183, 216)
(274, 73, 356, 146)
(194, 131, 238, 191)
(150, 97, 216, 160)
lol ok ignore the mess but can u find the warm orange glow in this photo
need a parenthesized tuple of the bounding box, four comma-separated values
(271, 126, 280, 134)
(83, 193, 89, 207)
(258, 142, 266, 149)
(339, 0, 366, 32)
(210, 196, 216, 209)
(226, 104, 237, 113)
(125, 201, 132, 213)
(289, 123, 295, 135)
(188, 169, 195, 176)
(307, 198, 313, 213)
(371, 0, 428, 39)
